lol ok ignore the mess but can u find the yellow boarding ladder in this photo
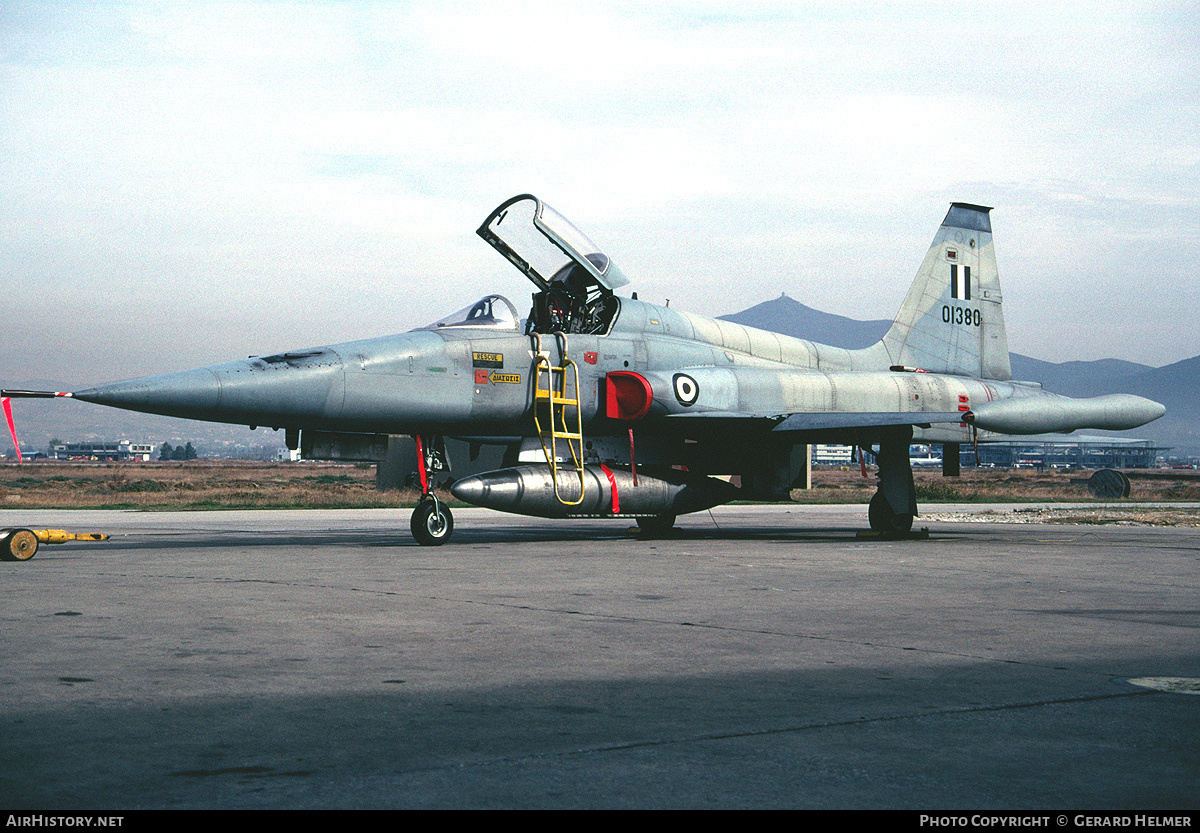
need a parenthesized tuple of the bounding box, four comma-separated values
(532, 331, 585, 505)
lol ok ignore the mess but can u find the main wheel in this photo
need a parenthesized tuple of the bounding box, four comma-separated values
(1, 528, 39, 561)
(636, 514, 676, 538)
(868, 492, 913, 534)
(411, 500, 453, 546)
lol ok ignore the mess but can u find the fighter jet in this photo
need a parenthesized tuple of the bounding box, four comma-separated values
(3, 195, 1165, 545)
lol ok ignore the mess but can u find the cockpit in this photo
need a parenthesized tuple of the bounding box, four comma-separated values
(476, 194, 626, 336)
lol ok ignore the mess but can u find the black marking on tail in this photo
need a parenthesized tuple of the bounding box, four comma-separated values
(950, 265, 971, 300)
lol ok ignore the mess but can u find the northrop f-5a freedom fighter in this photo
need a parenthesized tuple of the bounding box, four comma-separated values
(3, 195, 1165, 545)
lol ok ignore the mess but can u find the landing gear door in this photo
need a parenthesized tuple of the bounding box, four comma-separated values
(477, 194, 630, 292)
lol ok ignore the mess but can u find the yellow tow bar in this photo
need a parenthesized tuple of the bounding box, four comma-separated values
(0, 528, 109, 562)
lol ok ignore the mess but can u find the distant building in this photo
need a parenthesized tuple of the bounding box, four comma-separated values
(810, 435, 1162, 470)
(909, 444, 944, 467)
(962, 435, 1162, 469)
(52, 441, 156, 462)
(812, 444, 944, 467)
(812, 444, 855, 465)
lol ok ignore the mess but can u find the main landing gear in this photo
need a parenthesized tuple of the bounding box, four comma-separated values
(867, 425, 918, 535)
(868, 491, 914, 534)
(635, 514, 677, 538)
(410, 434, 454, 546)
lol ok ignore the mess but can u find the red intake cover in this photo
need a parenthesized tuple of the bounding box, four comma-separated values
(605, 371, 652, 421)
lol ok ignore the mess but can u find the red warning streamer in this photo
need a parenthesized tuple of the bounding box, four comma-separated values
(599, 463, 619, 514)
(3, 397, 22, 463)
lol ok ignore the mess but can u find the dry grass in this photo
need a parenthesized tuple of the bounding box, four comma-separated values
(0, 460, 426, 510)
(1, 460, 1198, 511)
(792, 466, 1200, 504)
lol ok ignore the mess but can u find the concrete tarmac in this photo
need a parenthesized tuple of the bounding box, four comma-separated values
(1, 504, 1198, 810)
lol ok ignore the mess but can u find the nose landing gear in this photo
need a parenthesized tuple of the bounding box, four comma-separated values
(410, 434, 454, 546)
(411, 495, 453, 546)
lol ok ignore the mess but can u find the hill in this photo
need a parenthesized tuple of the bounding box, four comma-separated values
(718, 294, 891, 349)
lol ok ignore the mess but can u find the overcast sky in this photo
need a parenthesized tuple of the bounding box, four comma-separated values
(2, 1, 1198, 384)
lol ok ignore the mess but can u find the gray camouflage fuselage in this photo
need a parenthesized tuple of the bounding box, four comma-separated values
(72, 291, 1163, 452)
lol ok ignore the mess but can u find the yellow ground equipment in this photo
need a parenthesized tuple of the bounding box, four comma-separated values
(0, 528, 109, 562)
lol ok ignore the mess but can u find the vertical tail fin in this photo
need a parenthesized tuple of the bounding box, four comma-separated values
(881, 203, 1011, 381)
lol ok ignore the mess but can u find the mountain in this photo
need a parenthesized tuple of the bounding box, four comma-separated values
(719, 294, 1199, 457)
(1006, 356, 1155, 394)
(719, 294, 891, 349)
(1077, 355, 1200, 456)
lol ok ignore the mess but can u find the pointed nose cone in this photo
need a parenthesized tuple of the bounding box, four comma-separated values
(74, 367, 224, 420)
(71, 351, 348, 428)
(1096, 393, 1166, 429)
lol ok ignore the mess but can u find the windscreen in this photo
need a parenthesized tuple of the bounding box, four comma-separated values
(422, 295, 521, 330)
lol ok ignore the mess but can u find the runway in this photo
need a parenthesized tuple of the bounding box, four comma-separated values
(2, 504, 1198, 810)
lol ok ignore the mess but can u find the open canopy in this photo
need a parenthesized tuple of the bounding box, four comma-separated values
(477, 194, 630, 292)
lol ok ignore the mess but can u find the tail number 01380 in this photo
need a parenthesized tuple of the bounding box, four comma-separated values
(942, 305, 981, 327)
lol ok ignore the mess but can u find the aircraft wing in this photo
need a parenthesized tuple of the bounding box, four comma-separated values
(662, 411, 967, 432)
(769, 411, 967, 432)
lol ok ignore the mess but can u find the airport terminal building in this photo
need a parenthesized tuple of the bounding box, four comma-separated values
(961, 434, 1160, 469)
(813, 435, 1162, 469)
(51, 440, 156, 461)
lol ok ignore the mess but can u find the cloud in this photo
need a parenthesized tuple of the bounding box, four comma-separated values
(2, 0, 1198, 382)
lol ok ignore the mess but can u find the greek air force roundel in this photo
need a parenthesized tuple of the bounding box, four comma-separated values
(672, 373, 699, 406)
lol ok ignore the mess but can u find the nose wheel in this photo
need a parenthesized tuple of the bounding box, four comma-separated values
(410, 433, 454, 545)
(411, 497, 454, 546)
